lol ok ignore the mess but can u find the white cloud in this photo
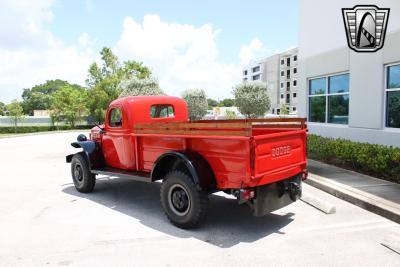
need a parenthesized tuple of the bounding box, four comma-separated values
(0, 4, 277, 103)
(0, 0, 95, 102)
(239, 37, 267, 66)
(114, 15, 241, 100)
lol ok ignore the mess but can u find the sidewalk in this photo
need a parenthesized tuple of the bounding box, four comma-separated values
(306, 159, 400, 224)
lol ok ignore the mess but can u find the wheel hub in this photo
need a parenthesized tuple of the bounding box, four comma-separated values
(74, 164, 83, 182)
(168, 184, 191, 216)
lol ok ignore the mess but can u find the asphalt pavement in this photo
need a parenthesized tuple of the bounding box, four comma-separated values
(0, 132, 399, 266)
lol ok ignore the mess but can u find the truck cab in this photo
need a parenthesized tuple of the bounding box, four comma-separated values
(99, 96, 188, 170)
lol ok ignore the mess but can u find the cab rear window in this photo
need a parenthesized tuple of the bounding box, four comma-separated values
(150, 105, 175, 118)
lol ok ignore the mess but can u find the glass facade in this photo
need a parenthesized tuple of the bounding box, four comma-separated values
(309, 78, 326, 95)
(309, 74, 349, 124)
(386, 64, 400, 128)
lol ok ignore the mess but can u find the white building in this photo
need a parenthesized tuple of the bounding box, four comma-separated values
(278, 48, 299, 114)
(298, 0, 400, 147)
(242, 48, 299, 115)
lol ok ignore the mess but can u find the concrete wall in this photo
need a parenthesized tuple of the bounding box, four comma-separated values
(299, 0, 400, 147)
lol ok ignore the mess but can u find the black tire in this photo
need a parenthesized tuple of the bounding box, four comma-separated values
(160, 170, 208, 229)
(71, 153, 96, 193)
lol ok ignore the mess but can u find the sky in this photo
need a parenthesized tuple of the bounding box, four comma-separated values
(0, 0, 298, 103)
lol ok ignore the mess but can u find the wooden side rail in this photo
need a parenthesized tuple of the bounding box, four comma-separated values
(134, 118, 307, 137)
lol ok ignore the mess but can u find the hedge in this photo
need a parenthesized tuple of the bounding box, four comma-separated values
(0, 125, 92, 134)
(307, 134, 400, 184)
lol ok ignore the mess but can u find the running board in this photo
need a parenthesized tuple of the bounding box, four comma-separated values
(91, 168, 151, 183)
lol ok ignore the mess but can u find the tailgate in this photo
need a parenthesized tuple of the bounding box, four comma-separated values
(252, 129, 306, 181)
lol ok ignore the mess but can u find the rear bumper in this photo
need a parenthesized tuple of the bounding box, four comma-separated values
(252, 174, 302, 217)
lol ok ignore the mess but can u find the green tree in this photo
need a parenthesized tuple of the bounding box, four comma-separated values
(218, 98, 235, 107)
(119, 77, 164, 97)
(207, 98, 218, 109)
(7, 100, 25, 132)
(0, 101, 5, 116)
(21, 79, 81, 115)
(232, 81, 270, 118)
(51, 86, 88, 127)
(182, 89, 208, 120)
(87, 47, 152, 123)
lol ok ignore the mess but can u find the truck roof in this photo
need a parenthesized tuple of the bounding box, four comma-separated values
(109, 96, 188, 124)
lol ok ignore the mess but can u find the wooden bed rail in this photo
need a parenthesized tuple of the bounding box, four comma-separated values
(134, 118, 307, 137)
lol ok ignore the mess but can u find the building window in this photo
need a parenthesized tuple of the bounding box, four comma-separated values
(280, 82, 284, 88)
(286, 81, 290, 91)
(252, 74, 260, 80)
(293, 80, 297, 87)
(252, 66, 260, 73)
(293, 92, 297, 98)
(280, 93, 284, 99)
(243, 70, 248, 75)
(308, 73, 349, 124)
(243, 78, 248, 81)
(281, 59, 284, 65)
(287, 58, 290, 67)
(286, 93, 290, 104)
(293, 67, 297, 74)
(294, 55, 297, 61)
(293, 107, 297, 112)
(276, 108, 281, 115)
(286, 69, 290, 79)
(281, 71, 284, 76)
(272, 108, 275, 114)
(386, 64, 400, 128)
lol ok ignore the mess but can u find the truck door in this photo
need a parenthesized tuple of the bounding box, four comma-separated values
(102, 106, 135, 170)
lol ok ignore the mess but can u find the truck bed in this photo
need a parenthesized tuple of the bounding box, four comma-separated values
(133, 118, 307, 189)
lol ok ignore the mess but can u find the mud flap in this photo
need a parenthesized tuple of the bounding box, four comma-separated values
(252, 175, 302, 217)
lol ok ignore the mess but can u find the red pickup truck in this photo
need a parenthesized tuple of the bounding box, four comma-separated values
(66, 96, 307, 228)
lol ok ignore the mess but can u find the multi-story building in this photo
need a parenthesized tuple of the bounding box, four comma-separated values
(298, 0, 400, 147)
(278, 48, 299, 114)
(242, 48, 299, 115)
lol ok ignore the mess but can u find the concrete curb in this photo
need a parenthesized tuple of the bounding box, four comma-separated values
(301, 192, 336, 214)
(306, 173, 400, 224)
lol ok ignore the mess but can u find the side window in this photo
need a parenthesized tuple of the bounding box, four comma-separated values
(109, 108, 122, 127)
(150, 105, 175, 118)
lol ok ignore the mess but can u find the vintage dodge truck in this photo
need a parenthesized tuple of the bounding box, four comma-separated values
(66, 96, 307, 228)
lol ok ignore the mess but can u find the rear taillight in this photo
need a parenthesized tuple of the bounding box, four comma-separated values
(302, 169, 308, 180)
(241, 189, 255, 201)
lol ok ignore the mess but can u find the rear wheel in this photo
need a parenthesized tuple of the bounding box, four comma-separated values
(160, 171, 208, 229)
(71, 153, 96, 193)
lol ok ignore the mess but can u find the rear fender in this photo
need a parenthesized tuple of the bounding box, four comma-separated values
(151, 151, 216, 191)
(66, 141, 105, 170)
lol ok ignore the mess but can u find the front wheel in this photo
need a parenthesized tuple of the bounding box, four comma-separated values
(160, 171, 208, 229)
(71, 153, 96, 193)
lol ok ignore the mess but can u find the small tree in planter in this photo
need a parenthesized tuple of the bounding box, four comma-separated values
(118, 77, 165, 97)
(232, 81, 270, 118)
(181, 89, 208, 120)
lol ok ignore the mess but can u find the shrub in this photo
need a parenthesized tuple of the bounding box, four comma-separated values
(307, 134, 400, 183)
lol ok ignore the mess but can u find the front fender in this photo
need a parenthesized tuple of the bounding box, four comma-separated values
(66, 140, 105, 170)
